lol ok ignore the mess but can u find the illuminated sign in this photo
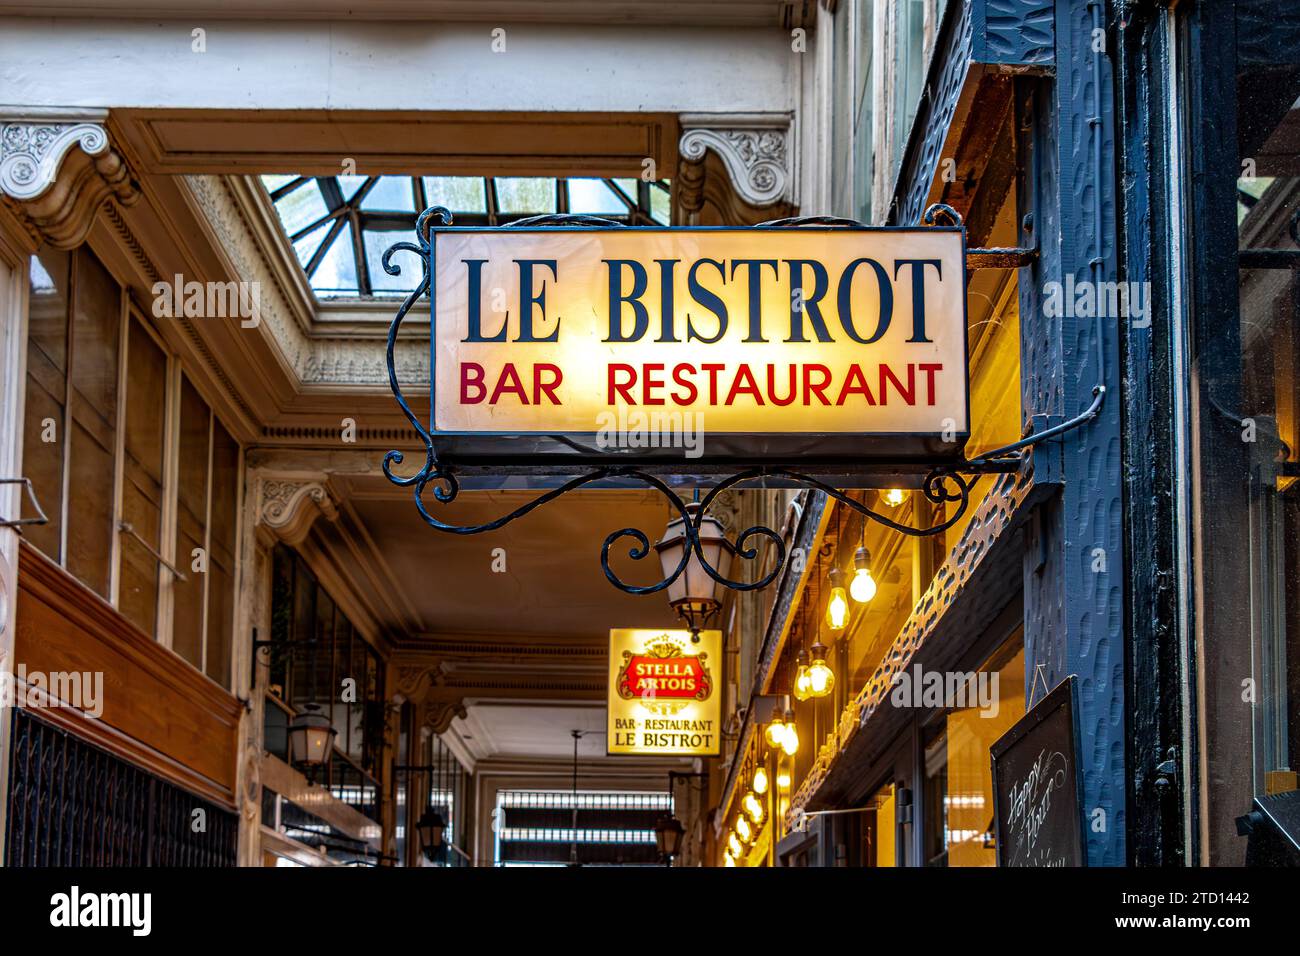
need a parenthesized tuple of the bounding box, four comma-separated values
(429, 226, 969, 466)
(607, 628, 721, 756)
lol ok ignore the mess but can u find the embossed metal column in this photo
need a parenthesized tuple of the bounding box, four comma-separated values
(1018, 0, 1127, 866)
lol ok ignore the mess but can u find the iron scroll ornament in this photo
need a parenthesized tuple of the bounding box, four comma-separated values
(378, 205, 1085, 598)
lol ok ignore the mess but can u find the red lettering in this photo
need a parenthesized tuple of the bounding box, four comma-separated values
(701, 363, 726, 404)
(836, 364, 876, 406)
(608, 363, 637, 404)
(919, 363, 943, 405)
(878, 364, 915, 405)
(643, 363, 666, 406)
(460, 362, 486, 404)
(489, 363, 528, 404)
(671, 364, 698, 405)
(767, 364, 796, 406)
(803, 364, 832, 405)
(725, 364, 765, 406)
(534, 363, 563, 405)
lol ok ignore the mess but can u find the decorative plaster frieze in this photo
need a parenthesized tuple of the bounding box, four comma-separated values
(678, 113, 795, 208)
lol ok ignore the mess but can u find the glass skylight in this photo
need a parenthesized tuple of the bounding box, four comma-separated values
(262, 175, 672, 300)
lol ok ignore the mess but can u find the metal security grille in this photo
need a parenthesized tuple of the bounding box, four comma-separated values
(4, 709, 238, 866)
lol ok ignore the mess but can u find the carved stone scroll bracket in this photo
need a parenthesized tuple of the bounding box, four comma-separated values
(677, 113, 795, 216)
(254, 474, 340, 547)
(0, 111, 140, 249)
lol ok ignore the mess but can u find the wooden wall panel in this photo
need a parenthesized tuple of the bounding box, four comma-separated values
(13, 541, 242, 807)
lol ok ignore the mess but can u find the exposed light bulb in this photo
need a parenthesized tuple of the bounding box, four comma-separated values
(777, 772, 792, 791)
(850, 546, 876, 603)
(765, 717, 787, 749)
(736, 815, 753, 842)
(728, 832, 743, 857)
(752, 766, 769, 795)
(826, 568, 850, 630)
(884, 488, 907, 507)
(724, 851, 736, 867)
(807, 641, 835, 698)
(780, 715, 800, 756)
(743, 791, 765, 823)
(793, 654, 814, 701)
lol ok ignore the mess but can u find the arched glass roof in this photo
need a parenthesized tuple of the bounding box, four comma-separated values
(261, 175, 671, 300)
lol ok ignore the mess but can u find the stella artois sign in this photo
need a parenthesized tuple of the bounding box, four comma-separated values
(607, 628, 721, 756)
(428, 225, 969, 469)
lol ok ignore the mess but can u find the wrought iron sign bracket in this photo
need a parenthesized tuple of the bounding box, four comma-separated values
(380, 203, 1101, 598)
(0, 476, 48, 529)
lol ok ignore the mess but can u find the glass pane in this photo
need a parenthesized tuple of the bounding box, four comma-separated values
(649, 182, 671, 224)
(311, 221, 359, 296)
(423, 176, 486, 213)
(289, 557, 315, 705)
(268, 545, 293, 697)
(292, 221, 330, 270)
(261, 174, 296, 193)
(172, 376, 210, 670)
(275, 179, 329, 235)
(363, 229, 414, 296)
(337, 175, 368, 201)
(65, 247, 119, 598)
(205, 420, 239, 688)
(892, 0, 927, 175)
(119, 320, 168, 638)
(1192, 23, 1300, 863)
(568, 179, 627, 215)
(359, 176, 415, 212)
(853, 0, 875, 223)
(495, 177, 556, 214)
(22, 248, 68, 560)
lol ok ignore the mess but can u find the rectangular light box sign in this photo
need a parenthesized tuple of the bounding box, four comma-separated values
(607, 628, 722, 757)
(429, 226, 969, 466)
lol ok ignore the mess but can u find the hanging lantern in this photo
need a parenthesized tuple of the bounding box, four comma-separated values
(287, 703, 336, 769)
(655, 502, 735, 635)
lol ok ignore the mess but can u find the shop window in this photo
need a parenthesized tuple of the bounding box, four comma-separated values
(920, 630, 1025, 866)
(831, 0, 878, 222)
(20, 245, 242, 690)
(23, 247, 122, 597)
(267, 545, 386, 817)
(860, 781, 896, 867)
(119, 319, 168, 637)
(1184, 7, 1300, 863)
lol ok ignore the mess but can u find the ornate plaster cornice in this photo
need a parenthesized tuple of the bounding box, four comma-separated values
(0, 109, 139, 249)
(254, 474, 340, 546)
(678, 113, 795, 209)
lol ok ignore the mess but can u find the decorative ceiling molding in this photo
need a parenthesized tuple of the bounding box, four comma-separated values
(0, 109, 140, 249)
(678, 112, 796, 210)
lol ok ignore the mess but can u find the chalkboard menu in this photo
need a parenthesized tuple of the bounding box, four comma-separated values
(990, 675, 1086, 867)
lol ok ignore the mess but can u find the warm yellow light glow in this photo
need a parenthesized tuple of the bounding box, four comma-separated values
(884, 488, 908, 507)
(743, 791, 765, 823)
(808, 658, 835, 698)
(781, 721, 800, 756)
(826, 587, 850, 630)
(777, 771, 792, 791)
(793, 661, 814, 701)
(752, 766, 769, 795)
(728, 832, 743, 857)
(723, 852, 736, 867)
(850, 567, 877, 603)
(765, 717, 787, 749)
(736, 815, 753, 842)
